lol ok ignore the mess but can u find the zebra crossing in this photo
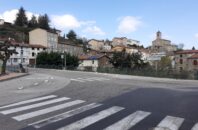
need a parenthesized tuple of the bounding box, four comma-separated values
(0, 95, 197, 130)
(70, 77, 110, 83)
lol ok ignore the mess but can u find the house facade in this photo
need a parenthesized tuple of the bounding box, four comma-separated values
(29, 28, 58, 51)
(78, 55, 112, 71)
(6, 42, 46, 66)
(174, 50, 198, 71)
(88, 39, 105, 51)
(57, 39, 84, 56)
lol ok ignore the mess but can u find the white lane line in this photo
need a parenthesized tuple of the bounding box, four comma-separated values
(0, 95, 57, 109)
(191, 123, 198, 130)
(154, 116, 184, 130)
(30, 103, 102, 129)
(76, 78, 95, 81)
(104, 110, 151, 130)
(12, 100, 85, 121)
(88, 77, 110, 81)
(70, 79, 85, 82)
(1, 97, 70, 115)
(57, 106, 124, 130)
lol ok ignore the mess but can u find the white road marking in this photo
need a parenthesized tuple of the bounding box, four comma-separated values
(30, 103, 102, 128)
(0, 95, 57, 109)
(57, 106, 124, 130)
(154, 116, 184, 130)
(12, 100, 85, 121)
(191, 123, 198, 130)
(104, 110, 151, 130)
(1, 97, 70, 115)
(70, 79, 85, 82)
(88, 77, 110, 81)
(76, 78, 95, 81)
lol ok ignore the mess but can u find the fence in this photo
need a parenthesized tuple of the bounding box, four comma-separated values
(97, 67, 196, 80)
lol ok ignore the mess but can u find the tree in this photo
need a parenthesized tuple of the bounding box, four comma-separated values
(66, 30, 77, 41)
(192, 46, 196, 50)
(158, 56, 172, 70)
(110, 50, 145, 69)
(38, 14, 50, 30)
(0, 41, 17, 74)
(14, 7, 28, 27)
(28, 15, 38, 28)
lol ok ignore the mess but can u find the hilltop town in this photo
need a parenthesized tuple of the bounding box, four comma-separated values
(0, 7, 198, 79)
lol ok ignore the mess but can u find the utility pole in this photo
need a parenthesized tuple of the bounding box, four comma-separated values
(64, 51, 66, 70)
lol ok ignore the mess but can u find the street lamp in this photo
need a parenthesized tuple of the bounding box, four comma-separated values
(61, 50, 67, 70)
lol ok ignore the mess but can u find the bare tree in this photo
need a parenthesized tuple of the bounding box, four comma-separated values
(0, 40, 17, 75)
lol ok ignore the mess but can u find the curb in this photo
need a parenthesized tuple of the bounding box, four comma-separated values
(0, 73, 29, 82)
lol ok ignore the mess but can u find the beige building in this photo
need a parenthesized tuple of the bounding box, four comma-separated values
(112, 37, 128, 47)
(88, 39, 105, 51)
(174, 50, 198, 71)
(29, 28, 58, 51)
(152, 31, 177, 53)
(57, 39, 84, 56)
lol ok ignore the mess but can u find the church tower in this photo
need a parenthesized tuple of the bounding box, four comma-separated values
(156, 31, 162, 39)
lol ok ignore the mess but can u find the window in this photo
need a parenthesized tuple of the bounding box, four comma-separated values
(92, 60, 94, 64)
(193, 60, 198, 65)
(37, 48, 40, 50)
(32, 47, 35, 50)
(13, 58, 17, 62)
(32, 52, 35, 57)
(180, 54, 182, 58)
(179, 59, 183, 64)
(180, 67, 183, 71)
(23, 58, 25, 63)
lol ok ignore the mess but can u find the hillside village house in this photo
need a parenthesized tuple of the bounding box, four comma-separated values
(151, 31, 177, 53)
(57, 38, 84, 56)
(112, 37, 140, 47)
(29, 28, 58, 51)
(78, 55, 112, 71)
(6, 42, 46, 66)
(174, 50, 198, 71)
(88, 39, 105, 51)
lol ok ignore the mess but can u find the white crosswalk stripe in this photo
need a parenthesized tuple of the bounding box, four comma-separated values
(0, 95, 195, 130)
(153, 116, 184, 130)
(12, 100, 85, 121)
(0, 95, 57, 109)
(191, 123, 198, 130)
(70, 77, 110, 82)
(56, 106, 124, 130)
(29, 103, 102, 128)
(0, 97, 70, 115)
(104, 110, 151, 130)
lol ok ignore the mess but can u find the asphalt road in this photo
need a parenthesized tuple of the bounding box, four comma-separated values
(1, 68, 198, 130)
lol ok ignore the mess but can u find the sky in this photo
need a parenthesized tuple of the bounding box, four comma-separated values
(0, 0, 198, 49)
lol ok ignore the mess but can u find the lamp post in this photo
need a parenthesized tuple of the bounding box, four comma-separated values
(20, 46, 23, 64)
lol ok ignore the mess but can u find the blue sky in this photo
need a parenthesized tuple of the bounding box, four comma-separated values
(0, 0, 198, 49)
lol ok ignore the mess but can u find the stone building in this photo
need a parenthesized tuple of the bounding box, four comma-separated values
(174, 50, 198, 71)
(151, 31, 177, 53)
(29, 28, 58, 51)
(88, 39, 105, 51)
(57, 39, 84, 56)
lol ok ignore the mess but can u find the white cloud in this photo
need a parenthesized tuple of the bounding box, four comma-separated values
(117, 16, 142, 34)
(51, 14, 96, 30)
(195, 33, 198, 39)
(0, 9, 38, 23)
(83, 26, 105, 36)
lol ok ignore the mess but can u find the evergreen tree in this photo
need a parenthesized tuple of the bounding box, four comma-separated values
(28, 15, 38, 28)
(38, 14, 50, 30)
(192, 46, 196, 50)
(14, 7, 28, 27)
(66, 30, 77, 41)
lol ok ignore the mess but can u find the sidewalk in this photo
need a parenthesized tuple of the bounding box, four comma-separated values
(0, 73, 28, 82)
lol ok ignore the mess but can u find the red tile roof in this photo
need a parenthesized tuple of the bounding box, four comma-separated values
(175, 50, 198, 54)
(188, 54, 198, 59)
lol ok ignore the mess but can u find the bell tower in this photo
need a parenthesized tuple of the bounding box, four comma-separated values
(156, 31, 162, 39)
